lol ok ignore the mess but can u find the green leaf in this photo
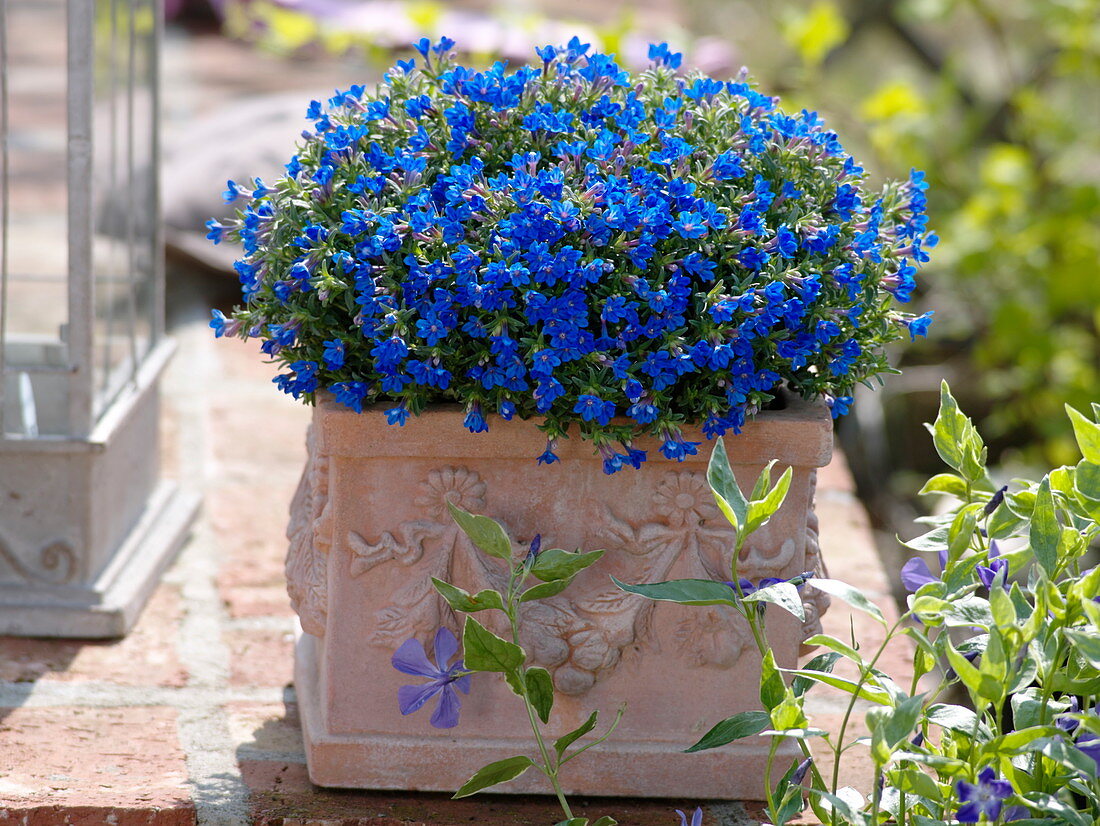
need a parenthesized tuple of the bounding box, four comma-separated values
(891, 750, 968, 774)
(945, 641, 1001, 709)
(808, 578, 886, 625)
(946, 507, 980, 561)
(553, 711, 598, 759)
(431, 579, 505, 613)
(591, 818, 618, 826)
(919, 473, 970, 497)
(870, 693, 925, 764)
(453, 755, 534, 798)
(1029, 477, 1060, 576)
(930, 381, 985, 482)
(749, 459, 776, 502)
(1066, 404, 1100, 463)
(901, 524, 950, 553)
(530, 548, 604, 582)
(988, 583, 1016, 629)
(519, 577, 574, 602)
(803, 634, 862, 666)
(941, 595, 993, 629)
(770, 693, 809, 730)
(1063, 627, 1100, 670)
(759, 649, 785, 710)
(926, 703, 992, 740)
(743, 580, 805, 621)
(447, 502, 512, 560)
(785, 668, 892, 705)
(1076, 460, 1100, 502)
(746, 465, 793, 533)
(684, 710, 769, 753)
(806, 787, 868, 826)
(893, 767, 942, 802)
(462, 616, 525, 673)
(611, 576, 737, 606)
(525, 667, 554, 724)
(707, 437, 748, 531)
(792, 651, 842, 697)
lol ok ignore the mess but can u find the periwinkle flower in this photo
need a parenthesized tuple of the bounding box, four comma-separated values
(675, 807, 702, 826)
(900, 550, 946, 593)
(975, 541, 1008, 589)
(392, 627, 471, 729)
(955, 767, 1013, 823)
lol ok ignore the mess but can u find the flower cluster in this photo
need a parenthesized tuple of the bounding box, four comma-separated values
(210, 37, 935, 471)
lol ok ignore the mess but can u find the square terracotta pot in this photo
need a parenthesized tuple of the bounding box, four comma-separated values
(287, 394, 832, 799)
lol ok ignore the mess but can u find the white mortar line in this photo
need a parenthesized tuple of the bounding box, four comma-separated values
(0, 681, 286, 709)
(163, 317, 253, 826)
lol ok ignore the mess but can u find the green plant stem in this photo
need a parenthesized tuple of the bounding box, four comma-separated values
(506, 578, 574, 821)
(831, 617, 903, 799)
(1034, 636, 1066, 791)
(764, 735, 781, 825)
(733, 529, 829, 805)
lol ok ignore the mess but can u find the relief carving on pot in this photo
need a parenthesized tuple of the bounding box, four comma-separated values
(0, 528, 76, 586)
(286, 425, 333, 637)
(338, 466, 828, 695)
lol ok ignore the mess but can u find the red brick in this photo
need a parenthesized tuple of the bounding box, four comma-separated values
(243, 762, 715, 826)
(0, 706, 192, 813)
(225, 628, 295, 688)
(0, 585, 187, 687)
(0, 806, 194, 826)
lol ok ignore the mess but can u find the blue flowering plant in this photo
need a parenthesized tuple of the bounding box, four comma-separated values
(209, 37, 935, 472)
(618, 383, 1100, 825)
(393, 500, 620, 826)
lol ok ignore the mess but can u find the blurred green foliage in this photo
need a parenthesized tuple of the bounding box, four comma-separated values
(683, 0, 1100, 466)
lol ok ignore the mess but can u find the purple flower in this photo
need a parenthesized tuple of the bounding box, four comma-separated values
(392, 627, 471, 729)
(976, 541, 1008, 589)
(675, 807, 702, 826)
(900, 550, 947, 592)
(955, 767, 1013, 823)
(1077, 731, 1100, 775)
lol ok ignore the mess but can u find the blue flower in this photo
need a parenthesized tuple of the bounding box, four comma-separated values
(675, 807, 702, 826)
(464, 403, 489, 433)
(322, 339, 346, 370)
(536, 440, 560, 465)
(955, 767, 1013, 823)
(205, 218, 225, 244)
(385, 403, 410, 426)
(392, 627, 471, 729)
(222, 180, 245, 203)
(209, 309, 229, 338)
(827, 395, 853, 419)
(672, 211, 708, 240)
(647, 42, 683, 69)
(907, 310, 934, 341)
(574, 394, 616, 426)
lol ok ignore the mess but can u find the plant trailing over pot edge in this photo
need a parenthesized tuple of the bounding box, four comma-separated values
(207, 36, 935, 474)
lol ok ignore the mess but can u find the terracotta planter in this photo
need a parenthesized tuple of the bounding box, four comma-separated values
(287, 394, 833, 799)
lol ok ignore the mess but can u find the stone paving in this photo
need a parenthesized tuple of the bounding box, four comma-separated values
(0, 21, 913, 826)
